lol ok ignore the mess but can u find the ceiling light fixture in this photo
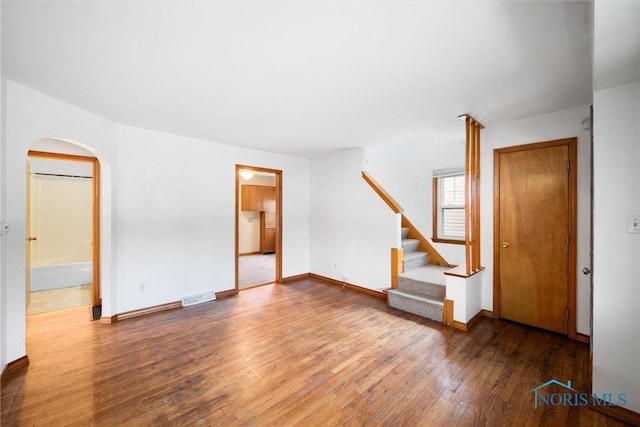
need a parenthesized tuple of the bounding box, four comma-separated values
(239, 169, 255, 180)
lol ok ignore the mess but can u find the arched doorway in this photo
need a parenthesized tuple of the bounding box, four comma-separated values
(26, 138, 110, 320)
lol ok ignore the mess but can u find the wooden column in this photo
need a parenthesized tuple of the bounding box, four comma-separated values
(463, 115, 483, 275)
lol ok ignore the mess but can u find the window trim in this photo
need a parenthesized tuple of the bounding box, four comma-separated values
(432, 175, 465, 245)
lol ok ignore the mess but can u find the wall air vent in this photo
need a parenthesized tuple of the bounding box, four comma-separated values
(181, 291, 216, 307)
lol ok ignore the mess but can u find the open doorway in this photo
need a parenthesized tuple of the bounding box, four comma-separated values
(235, 165, 282, 290)
(26, 150, 100, 319)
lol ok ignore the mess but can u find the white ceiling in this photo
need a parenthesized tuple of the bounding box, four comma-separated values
(2, 1, 593, 158)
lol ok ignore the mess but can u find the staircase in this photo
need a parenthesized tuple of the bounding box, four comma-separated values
(388, 227, 449, 323)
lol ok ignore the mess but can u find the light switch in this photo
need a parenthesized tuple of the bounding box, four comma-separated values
(626, 215, 640, 233)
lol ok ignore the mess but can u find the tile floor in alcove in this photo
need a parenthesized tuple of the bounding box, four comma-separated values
(27, 284, 93, 315)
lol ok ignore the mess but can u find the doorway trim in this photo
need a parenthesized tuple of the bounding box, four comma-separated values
(27, 150, 101, 307)
(493, 138, 577, 339)
(235, 165, 282, 290)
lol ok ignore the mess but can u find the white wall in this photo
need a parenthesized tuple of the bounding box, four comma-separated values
(310, 148, 397, 291)
(592, 82, 640, 412)
(1, 81, 310, 367)
(29, 174, 93, 267)
(591, 0, 640, 414)
(364, 132, 466, 265)
(480, 105, 592, 336)
(0, 0, 6, 374)
(115, 125, 309, 312)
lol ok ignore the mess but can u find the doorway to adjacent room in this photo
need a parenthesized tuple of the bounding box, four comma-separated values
(235, 165, 282, 290)
(26, 150, 101, 317)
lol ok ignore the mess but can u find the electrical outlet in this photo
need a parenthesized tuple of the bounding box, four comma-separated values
(138, 283, 146, 292)
(627, 215, 640, 234)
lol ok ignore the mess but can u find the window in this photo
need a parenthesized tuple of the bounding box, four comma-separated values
(433, 170, 465, 244)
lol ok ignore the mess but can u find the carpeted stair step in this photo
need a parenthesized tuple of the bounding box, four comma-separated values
(397, 265, 448, 300)
(387, 289, 444, 322)
(397, 276, 445, 300)
(398, 265, 448, 285)
(391, 227, 449, 324)
(403, 251, 429, 271)
(401, 238, 420, 253)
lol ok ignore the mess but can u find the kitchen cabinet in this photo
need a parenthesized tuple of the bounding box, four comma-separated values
(241, 184, 277, 253)
(241, 185, 276, 212)
(261, 212, 276, 254)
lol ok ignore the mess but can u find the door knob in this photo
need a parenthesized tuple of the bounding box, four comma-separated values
(501, 241, 510, 248)
(27, 236, 37, 241)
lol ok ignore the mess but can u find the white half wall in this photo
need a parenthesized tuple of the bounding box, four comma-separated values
(310, 148, 397, 291)
(446, 271, 483, 324)
(480, 105, 592, 336)
(592, 81, 640, 413)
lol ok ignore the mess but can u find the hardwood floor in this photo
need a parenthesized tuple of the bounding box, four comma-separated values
(1, 278, 631, 426)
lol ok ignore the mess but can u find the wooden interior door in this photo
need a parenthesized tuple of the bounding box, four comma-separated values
(495, 139, 576, 335)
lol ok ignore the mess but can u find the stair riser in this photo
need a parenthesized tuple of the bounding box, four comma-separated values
(401, 227, 409, 240)
(396, 277, 445, 300)
(388, 292, 443, 323)
(401, 240, 420, 253)
(403, 253, 429, 270)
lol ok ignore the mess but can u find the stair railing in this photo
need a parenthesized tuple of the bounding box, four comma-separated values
(361, 172, 403, 214)
(361, 171, 451, 288)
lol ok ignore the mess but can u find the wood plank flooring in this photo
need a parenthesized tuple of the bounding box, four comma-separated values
(1, 277, 631, 426)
